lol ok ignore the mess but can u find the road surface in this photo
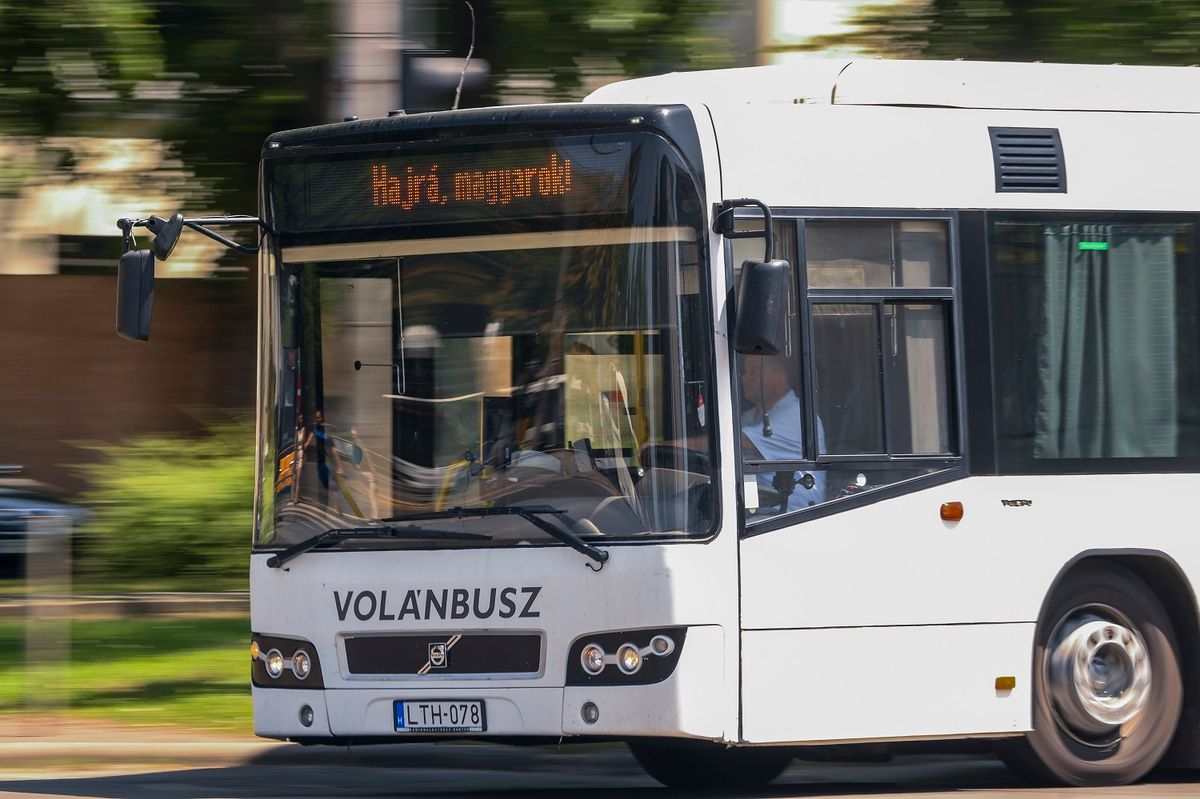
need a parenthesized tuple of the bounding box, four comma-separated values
(2, 743, 1200, 799)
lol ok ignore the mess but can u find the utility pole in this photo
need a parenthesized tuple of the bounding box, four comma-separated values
(329, 0, 406, 121)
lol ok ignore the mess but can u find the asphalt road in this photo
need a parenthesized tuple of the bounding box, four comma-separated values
(2, 744, 1200, 799)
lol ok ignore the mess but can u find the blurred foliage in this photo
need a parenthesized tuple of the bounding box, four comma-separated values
(0, 0, 742, 206)
(795, 0, 1200, 64)
(0, 616, 250, 732)
(489, 0, 744, 100)
(0, 0, 331, 212)
(0, 1, 163, 137)
(77, 420, 253, 584)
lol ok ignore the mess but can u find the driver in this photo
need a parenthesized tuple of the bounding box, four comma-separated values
(740, 354, 825, 511)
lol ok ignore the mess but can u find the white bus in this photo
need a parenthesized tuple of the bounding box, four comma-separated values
(118, 59, 1200, 788)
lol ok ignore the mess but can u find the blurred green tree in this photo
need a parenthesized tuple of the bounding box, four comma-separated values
(488, 0, 744, 100)
(0, 0, 330, 212)
(793, 0, 1200, 64)
(77, 420, 253, 586)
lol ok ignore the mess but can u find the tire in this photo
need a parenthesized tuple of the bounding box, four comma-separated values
(1003, 562, 1182, 786)
(628, 739, 790, 789)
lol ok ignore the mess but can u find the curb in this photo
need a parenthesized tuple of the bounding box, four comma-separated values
(0, 740, 284, 769)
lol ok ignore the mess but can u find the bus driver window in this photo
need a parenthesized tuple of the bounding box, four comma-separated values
(732, 220, 824, 515)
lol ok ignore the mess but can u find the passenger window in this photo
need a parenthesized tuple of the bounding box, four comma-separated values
(990, 219, 1200, 470)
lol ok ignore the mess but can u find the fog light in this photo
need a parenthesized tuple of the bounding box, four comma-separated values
(299, 705, 314, 727)
(249, 640, 261, 660)
(581, 644, 606, 675)
(265, 648, 285, 678)
(581, 701, 599, 724)
(616, 643, 642, 674)
(292, 649, 312, 680)
(649, 635, 674, 656)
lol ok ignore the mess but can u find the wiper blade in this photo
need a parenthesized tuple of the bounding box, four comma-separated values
(382, 505, 609, 567)
(266, 525, 491, 569)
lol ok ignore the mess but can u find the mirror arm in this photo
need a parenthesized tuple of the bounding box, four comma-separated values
(115, 214, 269, 257)
(182, 219, 261, 254)
(711, 198, 774, 261)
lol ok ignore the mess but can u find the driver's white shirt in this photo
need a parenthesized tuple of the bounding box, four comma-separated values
(741, 391, 826, 509)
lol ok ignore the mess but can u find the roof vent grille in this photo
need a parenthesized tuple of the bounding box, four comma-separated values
(989, 127, 1066, 193)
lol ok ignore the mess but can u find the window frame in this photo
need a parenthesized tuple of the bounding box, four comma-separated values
(729, 209, 968, 535)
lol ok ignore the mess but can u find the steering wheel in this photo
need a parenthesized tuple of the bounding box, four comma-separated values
(640, 444, 712, 475)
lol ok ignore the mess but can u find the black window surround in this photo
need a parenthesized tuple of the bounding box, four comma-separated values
(728, 209, 968, 536)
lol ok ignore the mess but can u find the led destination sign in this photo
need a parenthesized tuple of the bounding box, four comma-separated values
(270, 137, 633, 233)
(371, 152, 574, 210)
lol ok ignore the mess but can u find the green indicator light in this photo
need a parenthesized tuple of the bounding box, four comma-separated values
(1078, 241, 1109, 251)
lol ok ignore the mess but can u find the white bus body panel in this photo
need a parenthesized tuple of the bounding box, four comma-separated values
(739, 474, 1200, 743)
(590, 59, 1200, 213)
(710, 103, 1200, 213)
(741, 623, 1034, 743)
(588, 58, 1200, 114)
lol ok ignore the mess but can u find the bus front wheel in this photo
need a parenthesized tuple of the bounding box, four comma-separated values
(628, 739, 790, 789)
(1004, 562, 1182, 786)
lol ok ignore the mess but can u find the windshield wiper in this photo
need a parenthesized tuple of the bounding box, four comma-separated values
(266, 525, 492, 569)
(382, 505, 609, 567)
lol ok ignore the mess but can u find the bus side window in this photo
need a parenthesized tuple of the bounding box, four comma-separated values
(801, 219, 957, 506)
(990, 219, 1200, 469)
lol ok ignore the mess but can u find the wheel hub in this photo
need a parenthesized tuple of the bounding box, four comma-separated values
(1047, 610, 1151, 739)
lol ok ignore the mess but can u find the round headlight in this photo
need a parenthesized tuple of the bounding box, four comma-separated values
(265, 648, 285, 678)
(649, 635, 674, 656)
(581, 644, 606, 675)
(616, 643, 642, 675)
(292, 649, 312, 680)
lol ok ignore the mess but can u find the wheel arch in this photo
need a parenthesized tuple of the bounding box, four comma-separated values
(1035, 549, 1200, 767)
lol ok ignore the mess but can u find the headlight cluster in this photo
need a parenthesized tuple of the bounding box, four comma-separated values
(251, 633, 324, 688)
(567, 627, 686, 686)
(580, 634, 676, 676)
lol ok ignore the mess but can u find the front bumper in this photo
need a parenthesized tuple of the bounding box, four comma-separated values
(253, 625, 726, 741)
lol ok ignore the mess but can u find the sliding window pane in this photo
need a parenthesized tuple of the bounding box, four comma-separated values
(812, 303, 883, 454)
(885, 303, 952, 454)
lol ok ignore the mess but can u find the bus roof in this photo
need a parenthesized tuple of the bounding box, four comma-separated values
(587, 59, 1200, 114)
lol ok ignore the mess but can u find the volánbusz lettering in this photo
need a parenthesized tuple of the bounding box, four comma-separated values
(334, 587, 543, 622)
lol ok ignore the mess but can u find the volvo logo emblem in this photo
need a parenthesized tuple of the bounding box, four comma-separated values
(418, 634, 462, 675)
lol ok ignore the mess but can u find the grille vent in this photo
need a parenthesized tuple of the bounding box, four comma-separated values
(988, 127, 1066, 193)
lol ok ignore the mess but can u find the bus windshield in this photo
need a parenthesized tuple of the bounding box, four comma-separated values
(255, 131, 715, 550)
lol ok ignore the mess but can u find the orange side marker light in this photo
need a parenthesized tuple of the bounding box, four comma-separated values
(940, 501, 964, 522)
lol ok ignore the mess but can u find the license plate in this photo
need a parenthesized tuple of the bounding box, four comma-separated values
(394, 700, 486, 733)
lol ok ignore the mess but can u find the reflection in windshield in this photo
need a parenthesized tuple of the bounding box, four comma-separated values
(258, 226, 714, 549)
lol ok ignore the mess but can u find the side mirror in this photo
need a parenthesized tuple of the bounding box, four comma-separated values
(732, 259, 790, 355)
(116, 250, 155, 341)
